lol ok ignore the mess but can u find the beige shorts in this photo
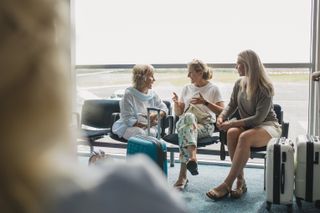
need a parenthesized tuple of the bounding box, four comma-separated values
(256, 121, 282, 138)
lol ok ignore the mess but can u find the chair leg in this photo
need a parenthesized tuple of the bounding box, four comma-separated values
(264, 156, 266, 191)
(89, 139, 94, 153)
(170, 151, 174, 167)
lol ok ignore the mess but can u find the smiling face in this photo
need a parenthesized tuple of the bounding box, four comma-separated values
(187, 68, 203, 84)
(143, 71, 155, 90)
(132, 64, 155, 93)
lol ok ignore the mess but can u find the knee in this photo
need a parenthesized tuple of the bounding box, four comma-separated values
(227, 128, 241, 140)
(183, 113, 197, 124)
(177, 113, 196, 132)
(123, 127, 145, 140)
(237, 132, 251, 148)
(135, 127, 146, 135)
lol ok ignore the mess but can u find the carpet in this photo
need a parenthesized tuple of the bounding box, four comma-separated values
(167, 163, 319, 213)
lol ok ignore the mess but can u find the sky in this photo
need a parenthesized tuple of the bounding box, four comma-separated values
(75, 0, 312, 65)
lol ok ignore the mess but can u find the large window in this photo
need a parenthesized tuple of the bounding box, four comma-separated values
(75, 0, 311, 65)
(75, 0, 312, 140)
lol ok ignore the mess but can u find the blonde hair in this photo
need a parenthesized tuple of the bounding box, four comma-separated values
(237, 50, 274, 99)
(0, 0, 72, 212)
(187, 59, 213, 80)
(132, 64, 154, 90)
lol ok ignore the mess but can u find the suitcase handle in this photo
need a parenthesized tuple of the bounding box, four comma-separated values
(147, 107, 162, 139)
(315, 152, 319, 164)
(281, 163, 285, 194)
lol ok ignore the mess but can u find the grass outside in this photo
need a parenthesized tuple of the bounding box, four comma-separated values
(77, 68, 309, 88)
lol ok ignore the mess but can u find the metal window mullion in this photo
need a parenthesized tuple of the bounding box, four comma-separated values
(309, 0, 319, 135)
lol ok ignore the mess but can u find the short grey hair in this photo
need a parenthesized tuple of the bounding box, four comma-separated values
(132, 64, 154, 90)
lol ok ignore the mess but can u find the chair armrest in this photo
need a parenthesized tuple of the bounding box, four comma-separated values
(111, 112, 120, 128)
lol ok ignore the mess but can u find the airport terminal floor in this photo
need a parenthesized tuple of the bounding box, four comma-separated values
(78, 146, 320, 213)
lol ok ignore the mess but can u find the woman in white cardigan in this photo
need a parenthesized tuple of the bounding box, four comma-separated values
(112, 64, 168, 140)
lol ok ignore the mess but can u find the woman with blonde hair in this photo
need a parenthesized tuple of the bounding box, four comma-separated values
(172, 59, 224, 190)
(0, 0, 187, 212)
(112, 64, 168, 140)
(206, 49, 281, 200)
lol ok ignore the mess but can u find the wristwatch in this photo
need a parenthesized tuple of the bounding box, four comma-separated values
(204, 100, 209, 106)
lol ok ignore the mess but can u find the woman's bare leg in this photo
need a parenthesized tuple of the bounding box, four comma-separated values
(224, 128, 271, 187)
(226, 128, 245, 185)
(187, 145, 197, 161)
(227, 127, 243, 161)
(174, 163, 188, 186)
(207, 128, 272, 199)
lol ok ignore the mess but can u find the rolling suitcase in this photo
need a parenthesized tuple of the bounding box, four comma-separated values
(127, 107, 168, 176)
(295, 135, 320, 209)
(266, 137, 294, 212)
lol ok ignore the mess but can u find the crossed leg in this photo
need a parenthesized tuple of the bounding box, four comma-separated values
(207, 127, 272, 199)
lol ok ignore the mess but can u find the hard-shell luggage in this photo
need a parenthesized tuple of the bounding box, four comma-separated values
(295, 135, 320, 209)
(127, 107, 168, 176)
(266, 137, 294, 212)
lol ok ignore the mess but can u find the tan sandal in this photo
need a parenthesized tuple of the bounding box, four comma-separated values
(230, 178, 247, 199)
(173, 179, 189, 191)
(206, 182, 231, 200)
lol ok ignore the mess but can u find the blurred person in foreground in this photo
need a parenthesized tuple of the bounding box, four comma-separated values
(0, 1, 188, 213)
(312, 71, 320, 81)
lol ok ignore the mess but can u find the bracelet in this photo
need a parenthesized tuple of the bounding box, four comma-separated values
(204, 100, 209, 106)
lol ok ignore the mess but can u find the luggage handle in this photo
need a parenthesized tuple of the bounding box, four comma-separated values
(315, 152, 319, 165)
(147, 107, 162, 139)
(306, 135, 319, 165)
(281, 162, 285, 194)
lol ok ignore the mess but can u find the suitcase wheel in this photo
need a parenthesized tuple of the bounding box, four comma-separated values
(266, 201, 271, 211)
(296, 198, 302, 209)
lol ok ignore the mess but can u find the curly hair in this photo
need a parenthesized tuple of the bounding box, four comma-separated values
(132, 64, 154, 90)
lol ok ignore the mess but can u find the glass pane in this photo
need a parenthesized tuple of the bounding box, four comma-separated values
(76, 67, 308, 139)
(75, 0, 311, 64)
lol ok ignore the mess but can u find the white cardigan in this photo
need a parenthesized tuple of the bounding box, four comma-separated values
(112, 87, 168, 138)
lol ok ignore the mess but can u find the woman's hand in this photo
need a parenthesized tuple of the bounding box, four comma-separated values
(216, 116, 224, 128)
(149, 113, 158, 126)
(172, 92, 179, 103)
(134, 122, 147, 129)
(218, 120, 233, 131)
(312, 71, 320, 81)
(172, 92, 184, 116)
(190, 93, 207, 105)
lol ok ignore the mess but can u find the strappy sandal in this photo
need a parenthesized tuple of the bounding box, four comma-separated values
(186, 160, 199, 176)
(206, 182, 231, 201)
(174, 179, 189, 191)
(230, 178, 247, 199)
